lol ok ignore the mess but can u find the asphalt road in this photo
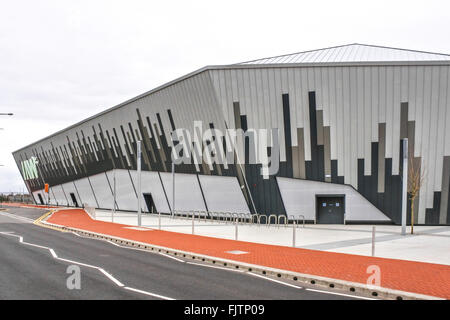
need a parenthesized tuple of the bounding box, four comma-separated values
(0, 206, 372, 300)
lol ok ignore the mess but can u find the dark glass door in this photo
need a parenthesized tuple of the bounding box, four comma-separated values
(317, 196, 345, 224)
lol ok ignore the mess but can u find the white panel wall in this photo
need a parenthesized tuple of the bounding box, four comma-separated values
(89, 173, 113, 209)
(32, 189, 45, 205)
(277, 177, 390, 222)
(129, 170, 171, 213)
(61, 182, 82, 207)
(159, 172, 206, 213)
(50, 185, 68, 206)
(106, 169, 137, 212)
(198, 175, 250, 214)
(106, 169, 137, 211)
(74, 177, 97, 208)
(48, 188, 57, 205)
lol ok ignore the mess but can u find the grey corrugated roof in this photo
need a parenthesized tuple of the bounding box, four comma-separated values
(239, 43, 450, 65)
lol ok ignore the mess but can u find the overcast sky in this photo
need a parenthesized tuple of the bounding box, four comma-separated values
(1, 0, 449, 193)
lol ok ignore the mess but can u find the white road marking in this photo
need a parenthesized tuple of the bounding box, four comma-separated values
(0, 231, 171, 298)
(187, 261, 244, 273)
(247, 272, 303, 289)
(0, 211, 35, 223)
(158, 252, 185, 263)
(105, 240, 123, 247)
(305, 288, 377, 300)
(124, 286, 175, 300)
(3, 213, 380, 300)
(68, 230, 375, 300)
(56, 257, 104, 270)
(98, 268, 124, 287)
(103, 239, 186, 263)
(49, 248, 57, 258)
(105, 240, 154, 254)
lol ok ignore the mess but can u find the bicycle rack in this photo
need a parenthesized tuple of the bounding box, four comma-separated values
(257, 214, 267, 226)
(209, 211, 217, 222)
(251, 214, 259, 224)
(298, 215, 306, 228)
(278, 215, 288, 227)
(288, 214, 305, 228)
(201, 211, 208, 222)
(174, 210, 182, 219)
(268, 214, 277, 227)
(238, 213, 248, 224)
(222, 212, 229, 224)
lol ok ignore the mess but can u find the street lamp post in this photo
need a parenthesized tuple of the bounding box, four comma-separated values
(112, 169, 116, 223)
(401, 139, 408, 236)
(137, 141, 142, 227)
(171, 161, 175, 218)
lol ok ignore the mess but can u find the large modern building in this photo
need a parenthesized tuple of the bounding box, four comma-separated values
(13, 44, 450, 225)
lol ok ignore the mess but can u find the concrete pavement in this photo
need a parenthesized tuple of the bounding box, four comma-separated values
(94, 209, 450, 266)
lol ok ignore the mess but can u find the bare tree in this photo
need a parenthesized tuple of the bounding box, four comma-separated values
(407, 154, 426, 235)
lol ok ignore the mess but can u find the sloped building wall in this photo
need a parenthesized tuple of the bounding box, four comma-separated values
(13, 64, 450, 225)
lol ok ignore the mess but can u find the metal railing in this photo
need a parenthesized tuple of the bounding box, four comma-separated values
(289, 215, 306, 228)
(168, 210, 306, 228)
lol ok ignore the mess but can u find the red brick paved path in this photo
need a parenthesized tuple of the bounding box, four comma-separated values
(46, 209, 450, 299)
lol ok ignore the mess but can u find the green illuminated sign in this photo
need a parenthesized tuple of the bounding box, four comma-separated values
(21, 156, 39, 180)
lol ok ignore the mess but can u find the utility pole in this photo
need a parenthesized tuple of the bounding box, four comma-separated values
(112, 169, 116, 222)
(137, 141, 142, 227)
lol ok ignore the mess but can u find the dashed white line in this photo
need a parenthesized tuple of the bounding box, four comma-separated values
(124, 286, 175, 300)
(77, 235, 187, 265)
(158, 252, 185, 263)
(0, 211, 35, 223)
(55, 257, 101, 270)
(247, 272, 303, 289)
(0, 231, 173, 299)
(98, 268, 125, 287)
(71, 232, 83, 238)
(103, 239, 186, 264)
(305, 288, 377, 300)
(69, 231, 374, 300)
(49, 248, 57, 258)
(2, 214, 380, 300)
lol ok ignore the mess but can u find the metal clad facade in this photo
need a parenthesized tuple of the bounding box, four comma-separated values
(12, 46, 450, 225)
